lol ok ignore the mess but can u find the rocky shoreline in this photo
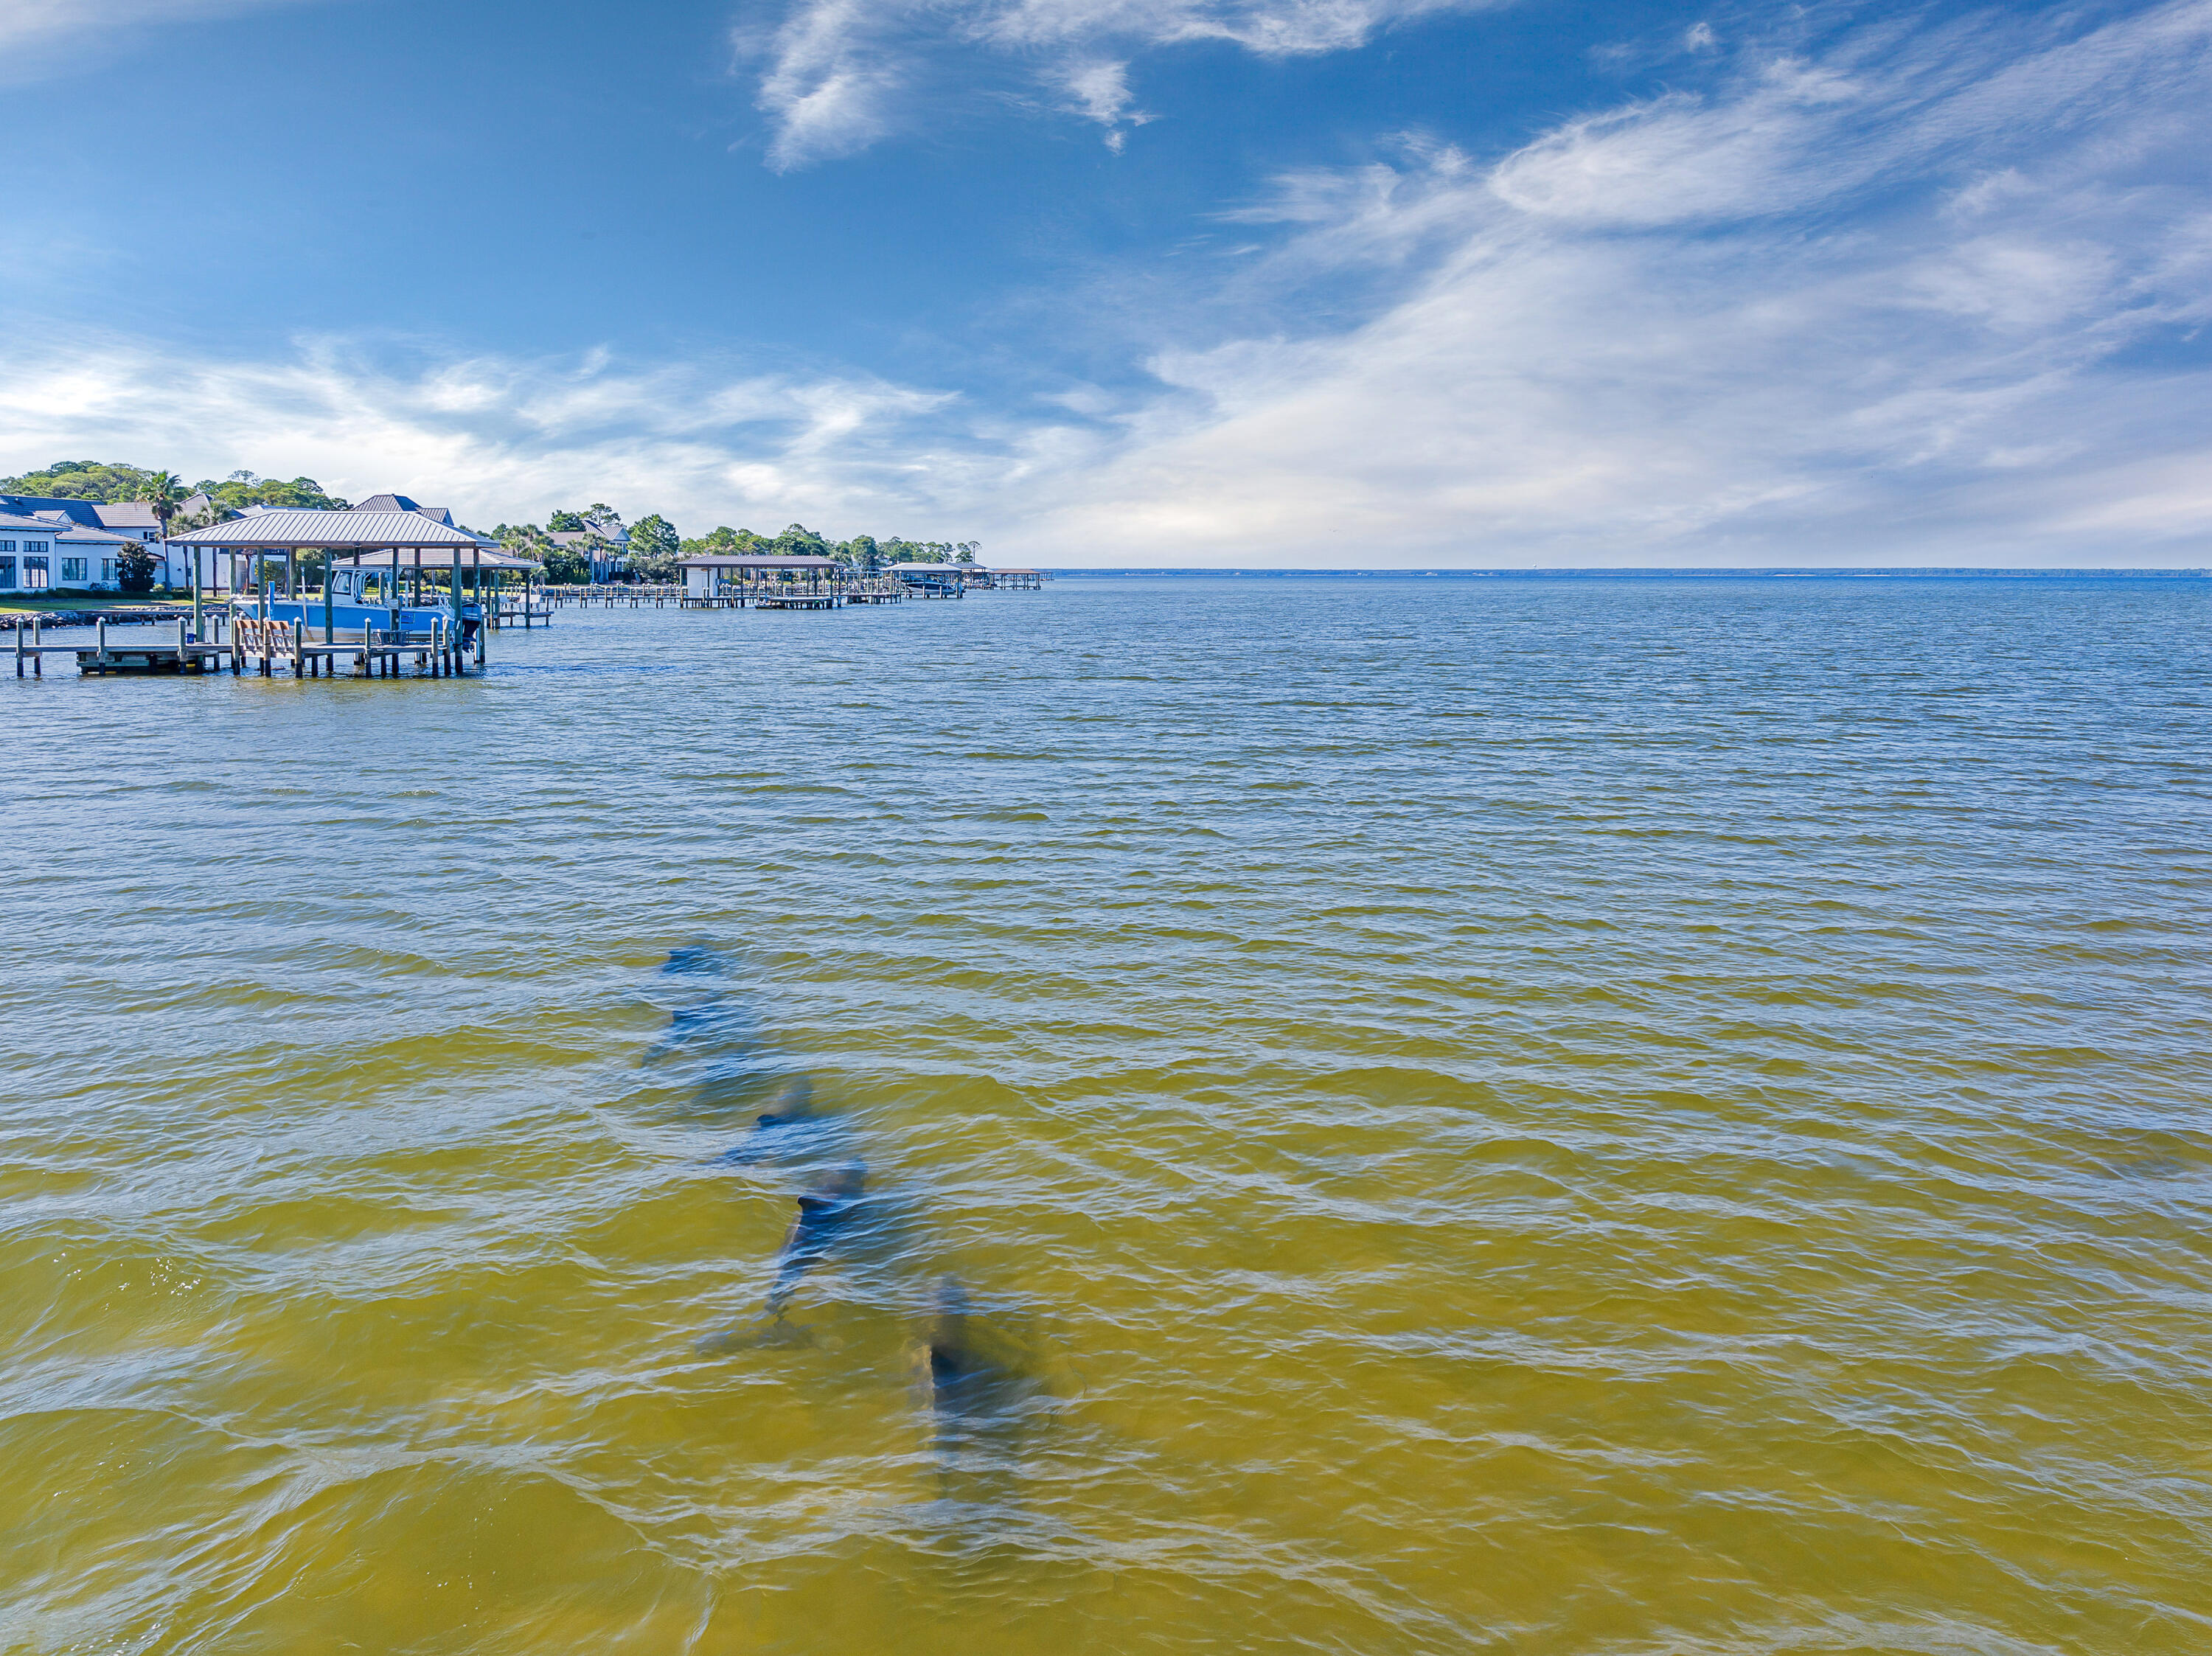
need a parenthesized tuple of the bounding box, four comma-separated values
(1, 606, 192, 630)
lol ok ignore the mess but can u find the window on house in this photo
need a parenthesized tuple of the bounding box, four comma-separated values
(61, 557, 88, 582)
(102, 559, 116, 583)
(0, 540, 13, 552)
(25, 557, 49, 589)
(25, 540, 46, 553)
(0, 557, 13, 588)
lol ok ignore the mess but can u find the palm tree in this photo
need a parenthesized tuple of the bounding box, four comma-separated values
(145, 470, 184, 539)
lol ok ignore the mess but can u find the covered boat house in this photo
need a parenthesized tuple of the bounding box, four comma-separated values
(166, 508, 537, 661)
(884, 561, 967, 598)
(680, 554, 846, 599)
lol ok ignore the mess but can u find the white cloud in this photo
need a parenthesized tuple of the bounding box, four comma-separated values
(1486, 63, 1863, 228)
(0, 338, 970, 535)
(743, 0, 1493, 166)
(753, 0, 909, 168)
(1009, 0, 2212, 564)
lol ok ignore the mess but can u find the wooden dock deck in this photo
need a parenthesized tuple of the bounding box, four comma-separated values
(12, 613, 479, 680)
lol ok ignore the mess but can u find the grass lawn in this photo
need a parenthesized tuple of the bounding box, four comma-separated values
(0, 591, 192, 614)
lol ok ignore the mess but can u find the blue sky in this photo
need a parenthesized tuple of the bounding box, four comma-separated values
(1, 0, 2208, 565)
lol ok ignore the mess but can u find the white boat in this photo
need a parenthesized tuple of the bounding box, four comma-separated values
(231, 565, 481, 645)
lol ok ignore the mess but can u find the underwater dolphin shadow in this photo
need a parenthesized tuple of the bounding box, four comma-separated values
(649, 947, 1060, 1502)
(636, 944, 799, 1117)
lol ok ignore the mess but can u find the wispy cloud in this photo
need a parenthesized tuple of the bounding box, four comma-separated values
(1013, 0, 2212, 563)
(743, 0, 1493, 167)
(0, 337, 972, 534)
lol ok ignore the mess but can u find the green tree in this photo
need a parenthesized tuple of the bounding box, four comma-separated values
(679, 526, 769, 557)
(116, 543, 160, 593)
(771, 522, 829, 558)
(0, 460, 164, 501)
(629, 513, 681, 580)
(191, 473, 350, 513)
(144, 470, 186, 540)
(498, 523, 585, 584)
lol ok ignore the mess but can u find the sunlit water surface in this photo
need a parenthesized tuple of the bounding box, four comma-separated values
(4, 577, 2211, 1654)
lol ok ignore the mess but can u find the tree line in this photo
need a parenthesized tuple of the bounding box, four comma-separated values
(1, 462, 984, 589)
(0, 461, 352, 589)
(1, 461, 348, 521)
(493, 509, 981, 585)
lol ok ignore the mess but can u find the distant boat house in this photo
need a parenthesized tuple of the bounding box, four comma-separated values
(883, 560, 967, 598)
(679, 553, 845, 596)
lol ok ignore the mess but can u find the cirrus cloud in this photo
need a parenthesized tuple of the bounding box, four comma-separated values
(745, 0, 1498, 167)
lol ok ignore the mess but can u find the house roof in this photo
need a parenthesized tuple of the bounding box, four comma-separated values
(0, 512, 133, 546)
(351, 494, 455, 526)
(94, 502, 161, 529)
(169, 509, 489, 549)
(0, 494, 107, 528)
(549, 526, 629, 546)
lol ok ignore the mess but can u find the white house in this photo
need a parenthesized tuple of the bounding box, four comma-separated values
(548, 513, 630, 582)
(0, 494, 172, 588)
(0, 510, 140, 591)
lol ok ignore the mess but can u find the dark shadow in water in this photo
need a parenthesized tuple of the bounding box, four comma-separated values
(653, 946, 1058, 1539)
(638, 943, 799, 1117)
(911, 1275, 1049, 1521)
(2098, 1128, 2210, 1183)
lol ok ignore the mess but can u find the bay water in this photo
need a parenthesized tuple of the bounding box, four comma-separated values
(4, 576, 2209, 1652)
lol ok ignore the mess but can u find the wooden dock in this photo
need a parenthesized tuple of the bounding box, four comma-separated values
(11, 613, 477, 680)
(547, 585, 685, 608)
(13, 616, 229, 677)
(675, 576, 907, 610)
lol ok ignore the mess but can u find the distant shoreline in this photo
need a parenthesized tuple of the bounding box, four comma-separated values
(1048, 567, 2212, 580)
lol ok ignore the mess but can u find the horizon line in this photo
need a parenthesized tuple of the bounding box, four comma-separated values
(1033, 566, 2212, 578)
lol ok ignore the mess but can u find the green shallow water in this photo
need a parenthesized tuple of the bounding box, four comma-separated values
(4, 576, 2210, 1653)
